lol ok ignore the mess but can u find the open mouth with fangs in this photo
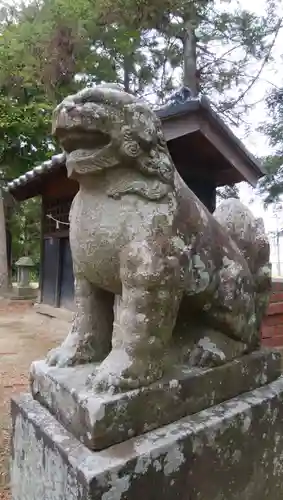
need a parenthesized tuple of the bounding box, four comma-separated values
(57, 129, 111, 161)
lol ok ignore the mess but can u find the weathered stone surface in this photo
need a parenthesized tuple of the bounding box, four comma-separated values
(11, 376, 283, 500)
(41, 84, 272, 393)
(214, 199, 271, 332)
(30, 349, 281, 450)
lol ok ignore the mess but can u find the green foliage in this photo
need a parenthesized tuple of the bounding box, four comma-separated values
(0, 92, 54, 178)
(0, 15, 53, 177)
(257, 87, 283, 206)
(262, 89, 283, 150)
(93, 0, 282, 120)
(258, 154, 283, 206)
(217, 184, 240, 201)
(0, 0, 87, 179)
(9, 198, 41, 269)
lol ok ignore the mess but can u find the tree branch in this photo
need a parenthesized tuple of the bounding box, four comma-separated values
(198, 43, 243, 72)
(220, 18, 283, 112)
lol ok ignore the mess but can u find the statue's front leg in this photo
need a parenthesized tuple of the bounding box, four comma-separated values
(46, 276, 114, 367)
(88, 240, 182, 392)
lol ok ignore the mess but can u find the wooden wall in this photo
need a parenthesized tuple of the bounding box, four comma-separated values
(39, 174, 78, 310)
(41, 236, 74, 310)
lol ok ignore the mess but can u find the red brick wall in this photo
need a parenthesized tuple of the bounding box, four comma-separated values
(262, 280, 283, 348)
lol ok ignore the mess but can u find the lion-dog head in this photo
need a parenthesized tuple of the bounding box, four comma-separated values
(52, 84, 175, 199)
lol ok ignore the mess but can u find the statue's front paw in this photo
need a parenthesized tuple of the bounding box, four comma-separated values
(87, 349, 163, 393)
(46, 344, 85, 367)
(189, 337, 226, 368)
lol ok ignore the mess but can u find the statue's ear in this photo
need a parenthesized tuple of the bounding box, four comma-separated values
(138, 148, 175, 186)
(136, 130, 154, 151)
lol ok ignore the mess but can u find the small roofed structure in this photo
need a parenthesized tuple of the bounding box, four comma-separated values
(7, 89, 264, 313)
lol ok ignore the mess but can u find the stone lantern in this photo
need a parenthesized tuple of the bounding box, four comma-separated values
(14, 256, 38, 299)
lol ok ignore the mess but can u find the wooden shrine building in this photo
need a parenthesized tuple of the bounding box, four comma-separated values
(7, 93, 264, 313)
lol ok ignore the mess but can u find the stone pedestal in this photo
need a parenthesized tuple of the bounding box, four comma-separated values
(11, 285, 38, 300)
(29, 349, 281, 450)
(10, 348, 283, 500)
(11, 376, 283, 500)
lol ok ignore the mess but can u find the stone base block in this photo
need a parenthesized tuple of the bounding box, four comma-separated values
(11, 286, 38, 300)
(30, 349, 281, 450)
(11, 377, 283, 500)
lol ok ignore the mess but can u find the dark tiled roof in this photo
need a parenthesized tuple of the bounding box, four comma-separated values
(6, 153, 65, 192)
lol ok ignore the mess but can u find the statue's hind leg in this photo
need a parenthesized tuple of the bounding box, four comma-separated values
(88, 239, 182, 392)
(173, 297, 250, 368)
(179, 263, 258, 368)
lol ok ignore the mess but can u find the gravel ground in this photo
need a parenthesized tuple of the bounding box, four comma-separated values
(0, 300, 68, 500)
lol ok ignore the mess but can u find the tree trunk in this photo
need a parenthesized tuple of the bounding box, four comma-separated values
(0, 188, 9, 292)
(123, 56, 131, 93)
(183, 20, 198, 96)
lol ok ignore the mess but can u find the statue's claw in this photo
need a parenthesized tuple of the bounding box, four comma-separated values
(188, 337, 227, 368)
(45, 340, 97, 367)
(45, 345, 81, 367)
(87, 349, 163, 394)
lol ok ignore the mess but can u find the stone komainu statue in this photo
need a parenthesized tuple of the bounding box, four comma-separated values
(46, 84, 271, 392)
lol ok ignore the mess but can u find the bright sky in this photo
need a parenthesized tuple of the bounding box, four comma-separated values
(228, 0, 283, 236)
